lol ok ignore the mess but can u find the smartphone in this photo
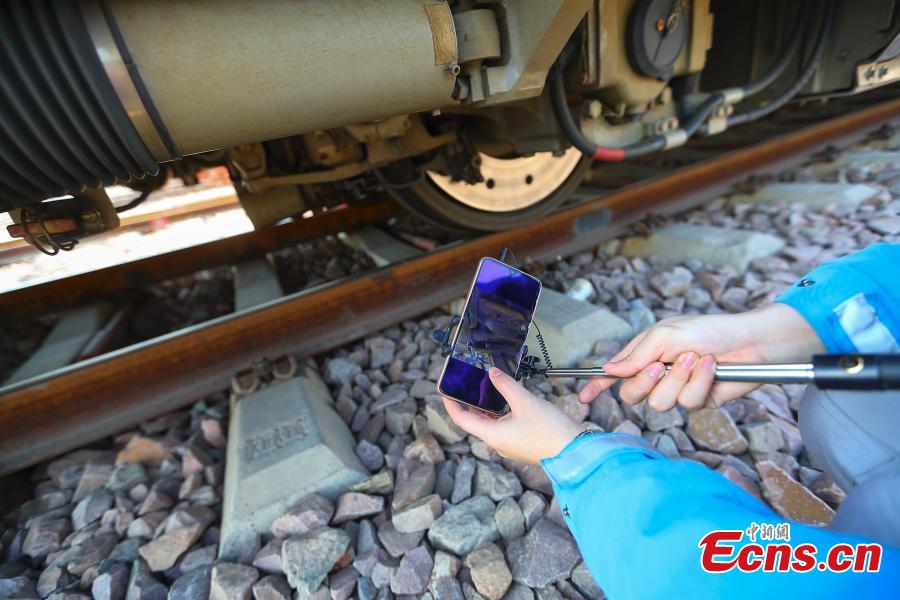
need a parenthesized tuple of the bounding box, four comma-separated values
(437, 257, 542, 416)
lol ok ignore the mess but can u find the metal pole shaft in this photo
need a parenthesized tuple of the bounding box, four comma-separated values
(543, 363, 816, 384)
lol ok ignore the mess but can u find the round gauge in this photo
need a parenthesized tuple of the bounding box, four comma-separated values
(627, 0, 690, 80)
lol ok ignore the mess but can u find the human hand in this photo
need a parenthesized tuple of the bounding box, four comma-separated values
(578, 303, 824, 412)
(442, 367, 583, 464)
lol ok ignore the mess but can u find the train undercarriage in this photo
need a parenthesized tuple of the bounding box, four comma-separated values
(1, 0, 899, 253)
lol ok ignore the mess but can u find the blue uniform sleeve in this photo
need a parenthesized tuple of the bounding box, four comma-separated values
(775, 243, 900, 353)
(541, 433, 900, 599)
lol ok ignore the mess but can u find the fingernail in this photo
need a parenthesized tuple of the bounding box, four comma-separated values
(489, 367, 502, 379)
(648, 363, 665, 379)
(679, 353, 697, 370)
(701, 355, 716, 370)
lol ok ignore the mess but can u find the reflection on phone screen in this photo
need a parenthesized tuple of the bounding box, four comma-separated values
(440, 258, 541, 414)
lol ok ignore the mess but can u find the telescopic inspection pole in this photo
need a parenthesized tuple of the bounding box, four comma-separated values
(531, 354, 900, 390)
(474, 250, 900, 391)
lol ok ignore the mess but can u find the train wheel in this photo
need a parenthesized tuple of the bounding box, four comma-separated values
(385, 148, 591, 233)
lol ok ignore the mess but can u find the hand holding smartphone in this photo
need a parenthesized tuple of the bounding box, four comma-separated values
(436, 257, 542, 417)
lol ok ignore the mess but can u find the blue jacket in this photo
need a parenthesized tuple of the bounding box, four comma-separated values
(542, 435, 900, 598)
(775, 243, 900, 353)
(540, 244, 900, 598)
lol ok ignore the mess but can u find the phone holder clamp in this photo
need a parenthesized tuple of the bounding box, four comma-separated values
(432, 315, 461, 358)
(516, 352, 545, 381)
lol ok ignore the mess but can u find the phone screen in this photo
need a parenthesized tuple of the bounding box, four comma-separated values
(438, 257, 542, 415)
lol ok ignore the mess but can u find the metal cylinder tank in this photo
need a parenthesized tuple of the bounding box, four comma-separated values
(0, 0, 458, 210)
(101, 0, 460, 156)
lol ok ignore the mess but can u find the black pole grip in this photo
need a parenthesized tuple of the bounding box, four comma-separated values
(812, 354, 900, 390)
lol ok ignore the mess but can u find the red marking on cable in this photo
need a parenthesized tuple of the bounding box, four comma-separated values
(592, 146, 626, 161)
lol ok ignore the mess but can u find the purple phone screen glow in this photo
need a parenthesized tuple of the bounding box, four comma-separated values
(439, 258, 541, 414)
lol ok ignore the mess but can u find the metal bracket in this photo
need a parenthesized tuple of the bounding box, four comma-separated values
(432, 315, 461, 357)
(7, 190, 119, 255)
(436, 246, 553, 377)
(702, 102, 735, 136)
(516, 351, 546, 380)
(855, 55, 900, 91)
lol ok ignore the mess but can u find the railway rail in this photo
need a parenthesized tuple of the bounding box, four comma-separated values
(0, 96, 898, 476)
(0, 200, 397, 318)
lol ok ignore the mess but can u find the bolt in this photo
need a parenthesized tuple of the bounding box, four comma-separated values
(272, 356, 298, 381)
(447, 61, 461, 76)
(80, 209, 101, 224)
(666, 12, 680, 31)
(231, 372, 260, 396)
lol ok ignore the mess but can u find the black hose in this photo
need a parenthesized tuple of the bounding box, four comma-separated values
(740, 0, 812, 98)
(550, 0, 827, 161)
(548, 64, 602, 156)
(622, 135, 666, 158)
(726, 0, 833, 128)
(551, 54, 723, 161)
(114, 188, 150, 213)
(550, 52, 673, 160)
(682, 92, 725, 136)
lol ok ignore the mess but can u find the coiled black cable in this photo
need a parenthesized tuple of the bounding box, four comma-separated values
(533, 322, 553, 371)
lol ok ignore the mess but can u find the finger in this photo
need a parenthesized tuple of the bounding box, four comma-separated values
(604, 327, 670, 377)
(577, 377, 616, 404)
(676, 354, 715, 410)
(442, 397, 493, 438)
(618, 361, 666, 405)
(606, 330, 648, 364)
(647, 352, 698, 412)
(488, 368, 536, 412)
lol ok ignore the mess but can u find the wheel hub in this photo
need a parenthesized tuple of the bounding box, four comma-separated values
(426, 148, 583, 212)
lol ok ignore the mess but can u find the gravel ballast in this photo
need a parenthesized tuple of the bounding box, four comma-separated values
(1, 127, 898, 598)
